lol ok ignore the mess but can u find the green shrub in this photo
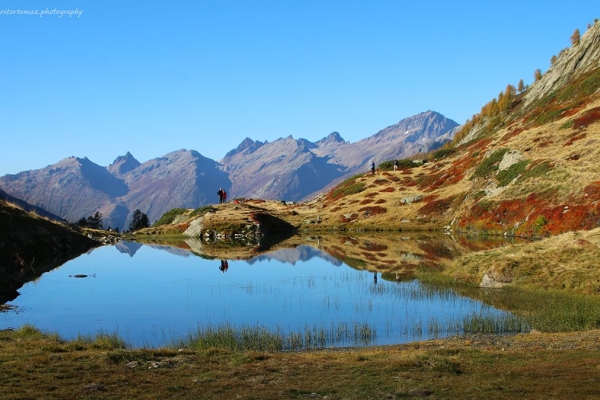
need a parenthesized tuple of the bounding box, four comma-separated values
(379, 159, 419, 170)
(497, 160, 529, 187)
(432, 148, 456, 160)
(473, 148, 509, 178)
(517, 161, 553, 183)
(152, 208, 188, 227)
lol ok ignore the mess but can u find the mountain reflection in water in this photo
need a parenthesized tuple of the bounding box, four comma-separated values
(0, 233, 526, 348)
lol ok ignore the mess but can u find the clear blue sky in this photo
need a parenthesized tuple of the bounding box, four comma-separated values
(0, 1, 597, 176)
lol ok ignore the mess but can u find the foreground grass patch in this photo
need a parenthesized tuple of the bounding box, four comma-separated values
(3, 325, 600, 399)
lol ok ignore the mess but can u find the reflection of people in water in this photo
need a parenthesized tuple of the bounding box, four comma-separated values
(219, 260, 229, 273)
(373, 272, 378, 284)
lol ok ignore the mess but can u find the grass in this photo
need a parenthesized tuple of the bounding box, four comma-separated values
(3, 325, 600, 399)
(152, 207, 188, 226)
(172, 322, 377, 352)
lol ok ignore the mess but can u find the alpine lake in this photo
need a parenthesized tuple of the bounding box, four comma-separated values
(1, 233, 532, 350)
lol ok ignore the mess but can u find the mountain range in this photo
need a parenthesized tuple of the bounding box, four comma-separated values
(0, 110, 458, 230)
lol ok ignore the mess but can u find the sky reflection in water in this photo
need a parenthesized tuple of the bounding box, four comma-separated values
(1, 241, 512, 348)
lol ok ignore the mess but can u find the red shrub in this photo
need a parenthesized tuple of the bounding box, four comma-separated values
(573, 106, 600, 130)
(358, 206, 387, 216)
(564, 132, 586, 146)
(418, 196, 456, 216)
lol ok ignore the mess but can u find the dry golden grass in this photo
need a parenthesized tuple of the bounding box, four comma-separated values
(444, 227, 600, 294)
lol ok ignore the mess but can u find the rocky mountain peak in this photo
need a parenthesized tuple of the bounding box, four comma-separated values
(108, 152, 140, 176)
(317, 131, 346, 146)
(224, 137, 265, 159)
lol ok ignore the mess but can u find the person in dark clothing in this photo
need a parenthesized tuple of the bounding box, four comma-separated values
(394, 158, 398, 171)
(371, 161, 375, 175)
(217, 188, 224, 204)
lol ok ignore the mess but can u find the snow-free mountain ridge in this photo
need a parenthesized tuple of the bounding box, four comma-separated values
(0, 111, 458, 230)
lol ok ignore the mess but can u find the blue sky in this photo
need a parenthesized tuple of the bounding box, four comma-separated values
(0, 1, 597, 176)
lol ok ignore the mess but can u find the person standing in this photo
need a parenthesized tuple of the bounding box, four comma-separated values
(371, 161, 375, 175)
(217, 188, 224, 204)
(394, 158, 398, 171)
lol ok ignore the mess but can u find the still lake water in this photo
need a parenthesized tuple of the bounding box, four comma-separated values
(1, 238, 518, 348)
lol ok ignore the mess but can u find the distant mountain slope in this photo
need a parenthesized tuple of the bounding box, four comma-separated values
(223, 110, 458, 201)
(0, 111, 456, 228)
(0, 150, 230, 230)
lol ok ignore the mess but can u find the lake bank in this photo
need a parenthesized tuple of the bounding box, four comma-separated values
(2, 325, 600, 399)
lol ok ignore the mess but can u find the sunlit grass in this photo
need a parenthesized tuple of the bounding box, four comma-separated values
(171, 322, 377, 351)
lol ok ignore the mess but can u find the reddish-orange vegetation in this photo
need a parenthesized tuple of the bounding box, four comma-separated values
(583, 181, 600, 199)
(564, 132, 587, 146)
(358, 206, 387, 216)
(500, 127, 525, 143)
(418, 195, 456, 216)
(362, 252, 378, 261)
(379, 187, 395, 193)
(401, 170, 413, 175)
(360, 243, 388, 252)
(329, 206, 341, 212)
(459, 188, 600, 236)
(418, 242, 454, 260)
(373, 179, 390, 185)
(403, 177, 417, 187)
(360, 199, 373, 205)
(573, 106, 600, 130)
(540, 204, 600, 235)
(422, 194, 438, 202)
(375, 199, 386, 204)
(365, 192, 378, 198)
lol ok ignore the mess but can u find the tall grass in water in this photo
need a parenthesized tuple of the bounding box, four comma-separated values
(172, 322, 376, 351)
(509, 289, 600, 332)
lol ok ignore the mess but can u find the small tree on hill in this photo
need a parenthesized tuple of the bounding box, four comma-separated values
(517, 79, 525, 93)
(571, 28, 581, 46)
(128, 209, 149, 232)
(79, 211, 103, 229)
(534, 68, 542, 81)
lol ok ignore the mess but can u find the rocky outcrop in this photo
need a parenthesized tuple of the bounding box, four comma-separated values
(524, 21, 600, 107)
